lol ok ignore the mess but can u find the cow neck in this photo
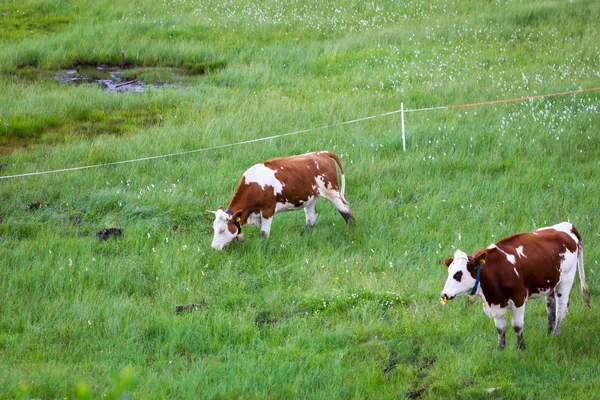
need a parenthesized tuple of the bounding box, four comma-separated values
(471, 266, 481, 295)
(225, 208, 242, 234)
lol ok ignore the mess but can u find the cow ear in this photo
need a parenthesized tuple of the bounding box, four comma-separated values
(232, 210, 242, 222)
(443, 258, 453, 268)
(473, 252, 487, 267)
(218, 206, 224, 211)
(206, 210, 217, 215)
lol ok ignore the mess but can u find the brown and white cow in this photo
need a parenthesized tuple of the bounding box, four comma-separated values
(440, 222, 589, 349)
(208, 151, 353, 250)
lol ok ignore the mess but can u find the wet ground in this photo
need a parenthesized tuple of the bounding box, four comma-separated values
(57, 66, 148, 93)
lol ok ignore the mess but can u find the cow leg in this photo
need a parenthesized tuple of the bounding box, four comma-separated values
(304, 199, 318, 231)
(554, 285, 574, 336)
(322, 191, 354, 225)
(260, 217, 273, 239)
(546, 290, 556, 334)
(553, 268, 577, 335)
(555, 257, 578, 335)
(511, 304, 526, 350)
(494, 316, 507, 350)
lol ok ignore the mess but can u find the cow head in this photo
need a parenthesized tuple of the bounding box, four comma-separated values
(440, 250, 486, 304)
(208, 207, 243, 251)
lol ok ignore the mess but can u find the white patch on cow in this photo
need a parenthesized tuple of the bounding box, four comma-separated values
(211, 209, 237, 251)
(511, 303, 525, 328)
(304, 197, 318, 227)
(314, 175, 349, 216)
(538, 222, 579, 244)
(554, 247, 578, 332)
(315, 161, 320, 170)
(247, 212, 261, 227)
(559, 248, 578, 276)
(529, 288, 552, 299)
(260, 217, 273, 238)
(487, 243, 496, 250)
(516, 246, 526, 258)
(275, 200, 301, 212)
(479, 290, 509, 318)
(441, 250, 477, 300)
(514, 267, 520, 277)
(495, 245, 516, 265)
(243, 163, 284, 195)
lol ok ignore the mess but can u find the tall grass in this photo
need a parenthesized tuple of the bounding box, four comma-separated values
(1, 0, 599, 398)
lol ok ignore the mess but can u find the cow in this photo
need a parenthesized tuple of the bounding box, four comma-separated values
(208, 151, 354, 250)
(440, 222, 589, 350)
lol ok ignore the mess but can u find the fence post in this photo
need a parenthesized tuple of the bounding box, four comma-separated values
(401, 102, 406, 152)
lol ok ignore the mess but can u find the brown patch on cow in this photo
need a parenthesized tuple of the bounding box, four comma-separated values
(96, 227, 122, 240)
(453, 271, 463, 282)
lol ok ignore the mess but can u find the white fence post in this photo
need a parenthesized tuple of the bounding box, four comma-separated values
(401, 102, 406, 152)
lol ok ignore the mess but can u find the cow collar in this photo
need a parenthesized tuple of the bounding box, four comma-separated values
(225, 209, 242, 234)
(470, 265, 481, 295)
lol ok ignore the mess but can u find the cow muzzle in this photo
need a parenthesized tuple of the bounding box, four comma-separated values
(440, 293, 455, 305)
(211, 242, 225, 251)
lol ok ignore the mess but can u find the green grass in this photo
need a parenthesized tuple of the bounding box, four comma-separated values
(1, 0, 600, 398)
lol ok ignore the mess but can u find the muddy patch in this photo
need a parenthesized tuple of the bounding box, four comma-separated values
(255, 311, 279, 327)
(55, 61, 225, 92)
(407, 357, 436, 399)
(58, 67, 148, 93)
(175, 302, 207, 315)
(96, 227, 122, 240)
(28, 201, 50, 210)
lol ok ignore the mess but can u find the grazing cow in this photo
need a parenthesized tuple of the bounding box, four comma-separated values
(440, 222, 589, 349)
(208, 151, 353, 250)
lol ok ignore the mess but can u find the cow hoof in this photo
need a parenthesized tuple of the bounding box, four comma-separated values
(517, 343, 527, 350)
(340, 212, 354, 225)
(261, 231, 269, 239)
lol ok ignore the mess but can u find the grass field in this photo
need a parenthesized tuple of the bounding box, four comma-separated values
(1, 0, 599, 398)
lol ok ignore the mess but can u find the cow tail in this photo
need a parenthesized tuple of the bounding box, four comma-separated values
(572, 225, 590, 307)
(578, 241, 590, 307)
(326, 152, 345, 197)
